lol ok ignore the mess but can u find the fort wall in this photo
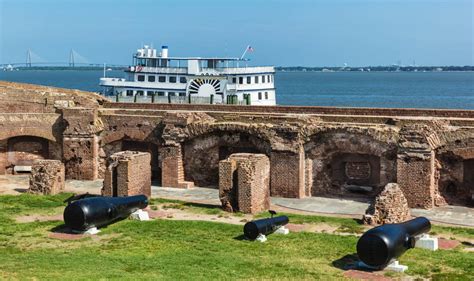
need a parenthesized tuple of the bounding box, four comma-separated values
(1, 82, 473, 209)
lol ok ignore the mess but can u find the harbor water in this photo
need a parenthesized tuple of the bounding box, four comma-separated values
(0, 70, 473, 109)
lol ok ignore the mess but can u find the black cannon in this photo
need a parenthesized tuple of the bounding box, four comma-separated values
(243, 211, 289, 240)
(356, 217, 431, 269)
(63, 194, 148, 231)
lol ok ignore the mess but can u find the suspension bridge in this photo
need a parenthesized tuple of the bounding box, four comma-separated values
(1, 49, 127, 69)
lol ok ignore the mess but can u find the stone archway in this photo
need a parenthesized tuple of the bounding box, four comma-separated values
(436, 145, 474, 206)
(1, 136, 61, 174)
(182, 131, 272, 187)
(304, 131, 397, 199)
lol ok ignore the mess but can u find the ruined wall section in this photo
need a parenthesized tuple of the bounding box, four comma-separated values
(0, 81, 105, 113)
(62, 108, 103, 180)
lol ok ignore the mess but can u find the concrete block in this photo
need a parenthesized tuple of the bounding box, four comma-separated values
(415, 234, 438, 251)
(275, 226, 290, 235)
(256, 234, 267, 243)
(130, 209, 150, 221)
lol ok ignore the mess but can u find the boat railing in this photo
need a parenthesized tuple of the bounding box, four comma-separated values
(106, 95, 215, 105)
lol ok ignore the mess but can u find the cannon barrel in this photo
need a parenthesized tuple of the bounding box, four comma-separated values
(356, 217, 431, 269)
(63, 195, 148, 231)
(244, 215, 289, 240)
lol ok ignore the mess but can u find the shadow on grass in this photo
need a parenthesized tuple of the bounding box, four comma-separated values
(233, 234, 247, 241)
(332, 253, 361, 271)
(182, 202, 222, 210)
(50, 224, 74, 234)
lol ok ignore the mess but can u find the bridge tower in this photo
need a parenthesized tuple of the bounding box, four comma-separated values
(26, 49, 32, 67)
(69, 49, 75, 67)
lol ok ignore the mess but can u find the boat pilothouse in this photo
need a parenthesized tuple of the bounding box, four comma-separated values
(100, 45, 276, 105)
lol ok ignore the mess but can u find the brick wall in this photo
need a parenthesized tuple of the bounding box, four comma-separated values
(270, 150, 305, 198)
(104, 102, 474, 118)
(397, 151, 436, 208)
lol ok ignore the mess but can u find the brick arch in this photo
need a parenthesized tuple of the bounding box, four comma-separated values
(0, 129, 57, 143)
(435, 138, 474, 206)
(304, 130, 397, 197)
(182, 128, 272, 187)
(0, 135, 61, 174)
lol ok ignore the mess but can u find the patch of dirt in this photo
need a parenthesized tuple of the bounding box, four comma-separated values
(286, 223, 339, 234)
(343, 270, 391, 281)
(16, 214, 63, 223)
(150, 206, 253, 225)
(48, 232, 86, 240)
(438, 238, 461, 250)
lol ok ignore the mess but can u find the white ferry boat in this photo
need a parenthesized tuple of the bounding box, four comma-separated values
(100, 45, 276, 105)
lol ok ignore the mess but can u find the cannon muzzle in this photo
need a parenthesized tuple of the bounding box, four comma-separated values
(244, 214, 289, 240)
(356, 217, 431, 269)
(63, 195, 148, 231)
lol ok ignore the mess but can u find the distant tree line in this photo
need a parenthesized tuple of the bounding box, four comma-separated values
(276, 65, 474, 72)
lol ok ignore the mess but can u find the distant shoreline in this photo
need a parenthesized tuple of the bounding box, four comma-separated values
(1, 65, 473, 72)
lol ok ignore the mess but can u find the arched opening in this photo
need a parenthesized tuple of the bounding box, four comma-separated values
(436, 150, 473, 206)
(183, 131, 271, 187)
(4, 136, 55, 174)
(102, 139, 161, 184)
(304, 131, 397, 200)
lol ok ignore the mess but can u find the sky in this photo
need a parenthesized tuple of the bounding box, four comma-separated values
(0, 0, 473, 66)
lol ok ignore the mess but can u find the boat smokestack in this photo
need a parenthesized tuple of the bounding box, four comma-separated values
(161, 46, 168, 58)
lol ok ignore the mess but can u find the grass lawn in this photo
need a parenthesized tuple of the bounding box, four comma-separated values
(0, 193, 473, 280)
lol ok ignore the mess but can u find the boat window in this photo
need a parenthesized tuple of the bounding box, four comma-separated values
(255, 76, 259, 83)
(147, 91, 154, 96)
(157, 91, 165, 96)
(148, 75, 156, 82)
(239, 77, 243, 84)
(258, 92, 262, 100)
(265, 92, 268, 99)
(246, 77, 251, 84)
(168, 92, 176, 96)
(262, 75, 266, 83)
(126, 90, 133, 96)
(232, 77, 237, 84)
(137, 90, 144, 96)
(158, 76, 166, 82)
(180, 77, 187, 83)
(179, 92, 186, 97)
(137, 75, 145, 82)
(169, 76, 177, 83)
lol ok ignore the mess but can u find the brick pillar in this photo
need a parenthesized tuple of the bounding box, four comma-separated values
(270, 148, 306, 198)
(61, 108, 101, 180)
(102, 151, 151, 198)
(397, 150, 435, 209)
(161, 145, 193, 188)
(0, 139, 6, 175)
(219, 153, 270, 214)
(63, 136, 98, 180)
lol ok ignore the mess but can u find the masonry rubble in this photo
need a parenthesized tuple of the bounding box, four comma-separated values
(363, 183, 411, 225)
(28, 160, 65, 195)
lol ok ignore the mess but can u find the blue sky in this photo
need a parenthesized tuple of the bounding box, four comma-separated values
(0, 0, 472, 66)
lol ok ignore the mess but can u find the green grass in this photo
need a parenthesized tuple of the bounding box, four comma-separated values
(0, 194, 473, 280)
